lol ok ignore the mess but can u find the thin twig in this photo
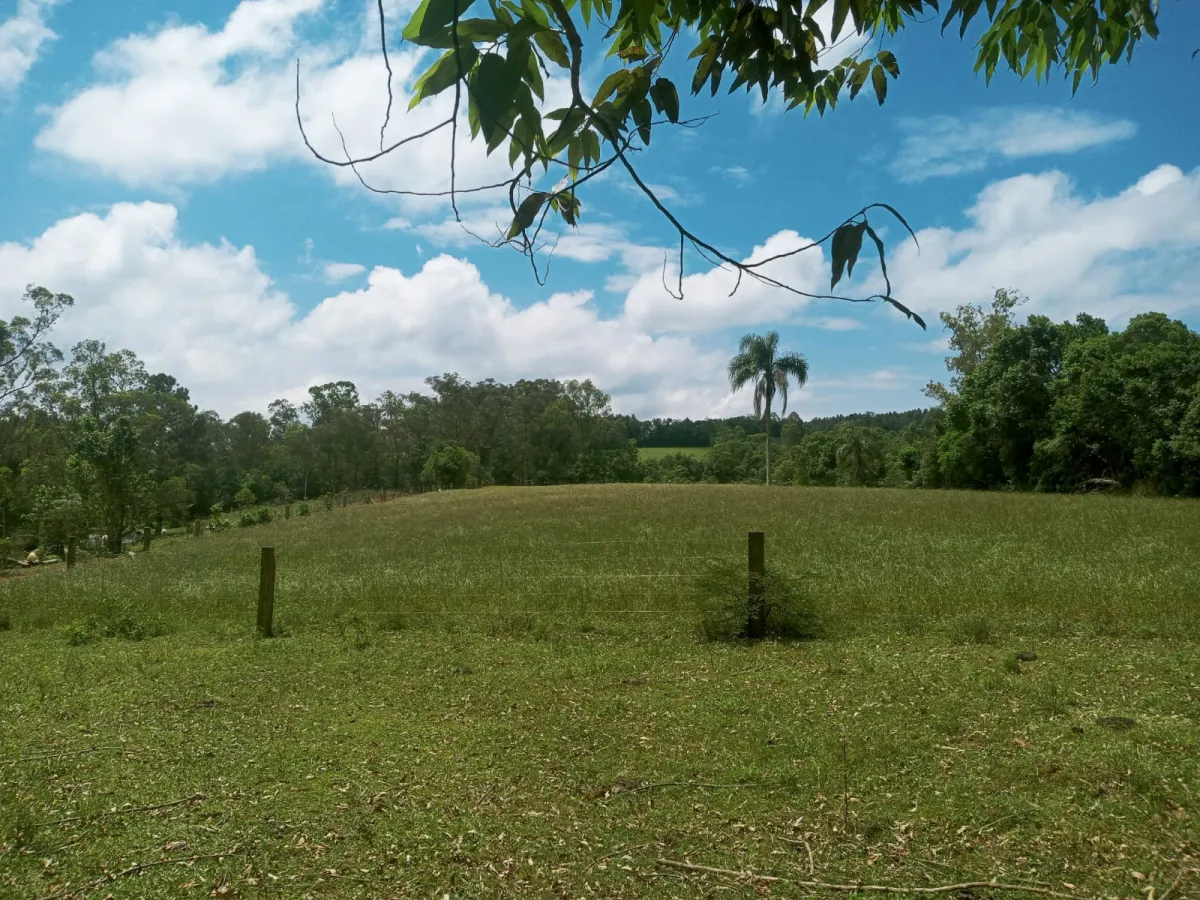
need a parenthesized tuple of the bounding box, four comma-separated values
(656, 859, 1076, 898)
(7, 746, 135, 763)
(39, 793, 205, 828)
(620, 780, 759, 796)
(36, 847, 240, 900)
(376, 0, 394, 151)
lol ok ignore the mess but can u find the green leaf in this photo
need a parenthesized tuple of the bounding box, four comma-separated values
(533, 30, 571, 68)
(567, 137, 582, 179)
(470, 52, 521, 149)
(583, 127, 601, 163)
(548, 105, 587, 154)
(456, 18, 508, 40)
(508, 191, 548, 239)
(633, 96, 652, 145)
(872, 202, 919, 248)
(876, 49, 899, 78)
(958, 0, 982, 38)
(830, 221, 866, 289)
(871, 64, 887, 104)
(509, 118, 530, 167)
(830, 0, 849, 42)
(691, 41, 718, 94)
(524, 48, 545, 98)
(408, 45, 479, 110)
(632, 0, 656, 31)
(592, 69, 633, 106)
(884, 296, 926, 329)
(519, 0, 551, 27)
(848, 60, 870, 100)
(863, 223, 894, 300)
(649, 77, 679, 123)
(403, 0, 476, 42)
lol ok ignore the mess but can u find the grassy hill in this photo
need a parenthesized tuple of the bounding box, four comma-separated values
(2, 485, 1198, 898)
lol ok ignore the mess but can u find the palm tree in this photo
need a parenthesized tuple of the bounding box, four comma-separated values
(727, 331, 809, 486)
(836, 426, 876, 486)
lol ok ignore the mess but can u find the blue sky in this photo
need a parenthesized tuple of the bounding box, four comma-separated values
(1, 0, 1198, 420)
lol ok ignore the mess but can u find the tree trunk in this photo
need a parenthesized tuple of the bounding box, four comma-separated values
(764, 401, 772, 486)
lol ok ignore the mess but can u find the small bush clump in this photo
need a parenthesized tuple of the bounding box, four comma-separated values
(66, 600, 168, 646)
(951, 615, 997, 645)
(298, 501, 311, 516)
(693, 563, 821, 642)
(378, 612, 409, 632)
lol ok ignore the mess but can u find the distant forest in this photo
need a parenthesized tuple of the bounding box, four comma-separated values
(4, 286, 1200, 547)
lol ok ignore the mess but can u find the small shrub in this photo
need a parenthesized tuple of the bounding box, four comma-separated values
(951, 615, 996, 645)
(256, 507, 272, 524)
(66, 621, 98, 646)
(378, 612, 409, 632)
(66, 600, 167, 646)
(1036, 681, 1073, 717)
(694, 564, 821, 642)
(1001, 653, 1022, 674)
(238, 511, 258, 528)
(298, 501, 311, 517)
(0, 610, 11, 632)
(322, 495, 334, 511)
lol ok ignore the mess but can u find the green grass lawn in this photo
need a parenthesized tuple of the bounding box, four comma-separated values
(2, 485, 1198, 898)
(637, 445, 710, 460)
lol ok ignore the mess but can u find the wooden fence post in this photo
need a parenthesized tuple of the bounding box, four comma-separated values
(67, 536, 77, 569)
(257, 547, 276, 637)
(142, 529, 152, 553)
(194, 519, 203, 537)
(284, 504, 291, 520)
(747, 531, 766, 639)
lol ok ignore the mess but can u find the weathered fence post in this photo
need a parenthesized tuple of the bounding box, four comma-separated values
(67, 536, 77, 569)
(194, 519, 203, 537)
(747, 531, 766, 639)
(284, 504, 291, 520)
(142, 529, 152, 553)
(257, 547, 276, 637)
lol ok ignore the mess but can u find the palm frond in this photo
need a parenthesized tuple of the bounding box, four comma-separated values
(775, 352, 809, 387)
(727, 354, 758, 392)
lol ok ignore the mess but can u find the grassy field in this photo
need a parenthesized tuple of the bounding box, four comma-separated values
(1, 485, 1198, 898)
(637, 445, 710, 460)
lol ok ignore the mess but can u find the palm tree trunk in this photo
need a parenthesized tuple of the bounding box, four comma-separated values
(764, 404, 772, 487)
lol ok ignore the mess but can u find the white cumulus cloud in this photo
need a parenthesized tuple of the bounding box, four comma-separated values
(883, 164, 1200, 325)
(0, 0, 61, 93)
(890, 107, 1137, 182)
(34, 0, 570, 208)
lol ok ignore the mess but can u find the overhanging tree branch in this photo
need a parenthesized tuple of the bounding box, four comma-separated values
(295, 0, 1160, 329)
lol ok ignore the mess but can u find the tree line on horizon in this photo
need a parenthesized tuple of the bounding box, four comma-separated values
(3, 285, 1200, 552)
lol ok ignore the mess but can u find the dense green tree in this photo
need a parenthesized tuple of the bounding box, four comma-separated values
(422, 443, 479, 489)
(1, 286, 74, 409)
(728, 331, 809, 485)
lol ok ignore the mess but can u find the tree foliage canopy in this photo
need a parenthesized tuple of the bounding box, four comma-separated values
(301, 0, 1161, 325)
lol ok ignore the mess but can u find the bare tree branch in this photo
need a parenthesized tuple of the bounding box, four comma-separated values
(376, 0, 394, 152)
